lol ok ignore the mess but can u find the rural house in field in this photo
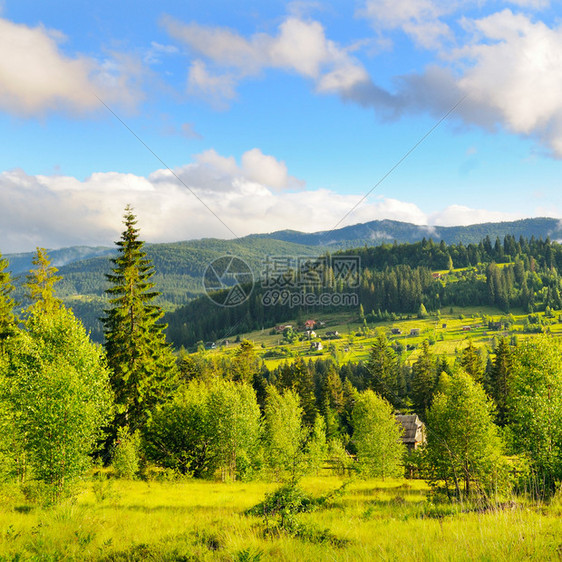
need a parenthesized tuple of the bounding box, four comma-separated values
(409, 328, 420, 336)
(395, 414, 426, 452)
(391, 328, 402, 335)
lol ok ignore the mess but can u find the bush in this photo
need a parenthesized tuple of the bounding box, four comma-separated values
(112, 427, 140, 479)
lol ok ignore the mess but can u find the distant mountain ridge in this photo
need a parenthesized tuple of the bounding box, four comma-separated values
(249, 217, 562, 247)
(5, 246, 114, 276)
(4, 216, 562, 343)
(6, 217, 562, 276)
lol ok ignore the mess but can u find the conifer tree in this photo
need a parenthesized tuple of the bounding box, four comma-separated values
(411, 340, 437, 417)
(459, 340, 484, 382)
(102, 206, 178, 434)
(486, 337, 512, 426)
(366, 329, 399, 405)
(0, 253, 16, 343)
(24, 248, 62, 315)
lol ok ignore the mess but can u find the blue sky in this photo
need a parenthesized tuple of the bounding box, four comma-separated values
(1, 0, 562, 252)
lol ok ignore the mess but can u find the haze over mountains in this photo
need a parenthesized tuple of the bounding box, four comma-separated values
(5, 216, 562, 344)
(6, 217, 562, 276)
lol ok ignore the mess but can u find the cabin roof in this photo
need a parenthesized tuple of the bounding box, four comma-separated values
(396, 414, 425, 444)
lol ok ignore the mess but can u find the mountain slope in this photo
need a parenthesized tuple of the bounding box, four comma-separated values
(250, 218, 562, 247)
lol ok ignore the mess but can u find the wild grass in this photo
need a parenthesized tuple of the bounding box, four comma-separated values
(1, 475, 562, 560)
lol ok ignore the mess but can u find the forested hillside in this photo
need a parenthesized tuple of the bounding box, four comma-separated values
(166, 234, 562, 347)
(7, 221, 562, 344)
(251, 217, 562, 246)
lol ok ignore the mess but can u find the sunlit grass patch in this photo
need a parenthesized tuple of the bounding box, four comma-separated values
(1, 477, 562, 560)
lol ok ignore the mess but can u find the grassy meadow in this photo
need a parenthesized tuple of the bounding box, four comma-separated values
(207, 304, 559, 369)
(1, 474, 562, 560)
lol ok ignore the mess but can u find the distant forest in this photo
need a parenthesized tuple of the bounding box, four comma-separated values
(166, 235, 562, 347)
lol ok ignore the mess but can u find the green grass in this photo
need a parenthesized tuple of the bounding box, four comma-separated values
(1, 476, 562, 560)
(205, 305, 562, 369)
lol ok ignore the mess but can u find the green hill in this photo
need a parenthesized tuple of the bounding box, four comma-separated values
(6, 217, 562, 344)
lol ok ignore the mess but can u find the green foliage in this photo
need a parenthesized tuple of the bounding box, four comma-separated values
(411, 340, 437, 416)
(263, 387, 307, 481)
(275, 357, 318, 427)
(24, 248, 62, 316)
(459, 340, 485, 382)
(351, 390, 405, 478)
(247, 481, 349, 545)
(143, 379, 261, 480)
(507, 336, 562, 497)
(425, 369, 509, 501)
(486, 337, 513, 426)
(112, 426, 140, 479)
(231, 339, 261, 384)
(305, 415, 328, 475)
(0, 252, 16, 344)
(366, 329, 400, 405)
(3, 307, 113, 503)
(102, 207, 178, 435)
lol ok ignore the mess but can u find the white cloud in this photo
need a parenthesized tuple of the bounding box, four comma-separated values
(144, 41, 179, 65)
(241, 148, 303, 190)
(454, 10, 562, 143)
(0, 149, 525, 253)
(359, 0, 454, 49)
(351, 5, 562, 158)
(187, 60, 237, 106)
(162, 15, 369, 103)
(429, 204, 521, 226)
(0, 18, 143, 116)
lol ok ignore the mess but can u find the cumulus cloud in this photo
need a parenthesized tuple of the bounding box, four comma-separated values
(0, 18, 143, 116)
(160, 5, 562, 158)
(162, 15, 370, 104)
(359, 0, 454, 49)
(429, 204, 522, 226)
(354, 4, 562, 158)
(0, 149, 523, 253)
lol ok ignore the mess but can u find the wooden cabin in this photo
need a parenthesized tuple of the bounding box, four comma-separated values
(395, 414, 426, 452)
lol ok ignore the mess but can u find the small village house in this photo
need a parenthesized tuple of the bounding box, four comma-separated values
(395, 414, 426, 452)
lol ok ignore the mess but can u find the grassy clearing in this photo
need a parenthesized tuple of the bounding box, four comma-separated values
(1, 476, 562, 560)
(208, 305, 562, 369)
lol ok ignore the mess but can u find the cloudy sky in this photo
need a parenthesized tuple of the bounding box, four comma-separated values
(2, 0, 562, 252)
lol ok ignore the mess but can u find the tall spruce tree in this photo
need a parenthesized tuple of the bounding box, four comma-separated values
(411, 340, 437, 417)
(366, 329, 399, 405)
(102, 206, 177, 434)
(0, 253, 16, 343)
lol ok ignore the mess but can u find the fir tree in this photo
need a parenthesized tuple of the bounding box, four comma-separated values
(0, 253, 16, 343)
(25, 248, 62, 316)
(366, 329, 399, 405)
(459, 340, 484, 382)
(411, 340, 437, 417)
(487, 337, 512, 426)
(102, 206, 178, 434)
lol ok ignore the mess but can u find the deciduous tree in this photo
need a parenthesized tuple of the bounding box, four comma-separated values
(425, 370, 507, 500)
(352, 390, 404, 478)
(4, 307, 113, 502)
